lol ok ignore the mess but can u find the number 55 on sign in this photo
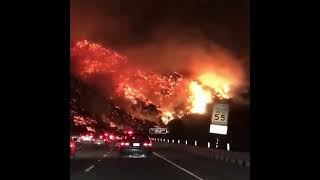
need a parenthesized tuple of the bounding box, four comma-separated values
(211, 103, 229, 125)
(210, 103, 229, 135)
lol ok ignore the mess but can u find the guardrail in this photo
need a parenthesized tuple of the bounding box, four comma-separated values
(151, 138, 250, 167)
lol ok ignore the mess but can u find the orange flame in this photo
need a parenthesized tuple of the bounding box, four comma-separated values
(71, 40, 239, 124)
(189, 81, 213, 114)
(161, 111, 174, 125)
(198, 73, 232, 99)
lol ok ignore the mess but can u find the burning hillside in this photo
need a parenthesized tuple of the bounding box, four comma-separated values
(71, 40, 245, 125)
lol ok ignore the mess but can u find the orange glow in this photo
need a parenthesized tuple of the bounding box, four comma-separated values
(71, 40, 239, 125)
(189, 81, 213, 114)
(161, 111, 174, 124)
(71, 40, 127, 77)
(198, 73, 231, 99)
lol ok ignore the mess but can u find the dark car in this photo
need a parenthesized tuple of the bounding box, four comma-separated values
(93, 133, 108, 146)
(118, 133, 152, 158)
(70, 138, 76, 158)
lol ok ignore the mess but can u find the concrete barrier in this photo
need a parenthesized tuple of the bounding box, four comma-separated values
(153, 140, 250, 167)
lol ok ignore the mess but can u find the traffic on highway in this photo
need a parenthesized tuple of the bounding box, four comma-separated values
(70, 129, 249, 180)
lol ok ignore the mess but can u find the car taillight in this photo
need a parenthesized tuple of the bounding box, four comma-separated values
(120, 142, 129, 146)
(70, 143, 74, 148)
(109, 135, 114, 140)
(99, 135, 103, 138)
(128, 131, 133, 135)
(143, 142, 152, 147)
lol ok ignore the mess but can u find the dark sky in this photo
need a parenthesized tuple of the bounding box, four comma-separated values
(71, 0, 249, 57)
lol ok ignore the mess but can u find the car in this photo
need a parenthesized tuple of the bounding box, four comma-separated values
(103, 131, 121, 147)
(118, 133, 152, 158)
(70, 138, 76, 158)
(93, 133, 108, 145)
(79, 133, 94, 144)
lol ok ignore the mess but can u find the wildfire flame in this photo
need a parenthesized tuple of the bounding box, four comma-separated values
(71, 40, 241, 124)
(189, 81, 213, 114)
(198, 73, 231, 99)
(161, 111, 174, 125)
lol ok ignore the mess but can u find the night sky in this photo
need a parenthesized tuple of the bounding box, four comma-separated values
(71, 0, 249, 72)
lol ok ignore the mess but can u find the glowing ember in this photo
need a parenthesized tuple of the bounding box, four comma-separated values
(86, 127, 96, 132)
(71, 40, 127, 77)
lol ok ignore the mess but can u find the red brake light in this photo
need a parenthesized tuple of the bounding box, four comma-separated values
(128, 131, 133, 135)
(99, 135, 103, 138)
(109, 135, 114, 140)
(143, 142, 152, 147)
(120, 142, 129, 146)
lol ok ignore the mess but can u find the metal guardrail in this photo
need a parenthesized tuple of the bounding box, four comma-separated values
(151, 138, 250, 167)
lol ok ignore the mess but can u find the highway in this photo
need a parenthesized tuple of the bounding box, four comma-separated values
(70, 142, 250, 180)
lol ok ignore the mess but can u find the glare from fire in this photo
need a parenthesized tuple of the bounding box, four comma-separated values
(189, 81, 213, 114)
(71, 40, 238, 124)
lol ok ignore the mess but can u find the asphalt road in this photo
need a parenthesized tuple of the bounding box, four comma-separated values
(70, 142, 250, 180)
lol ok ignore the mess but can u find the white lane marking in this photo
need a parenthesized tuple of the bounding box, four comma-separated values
(153, 152, 204, 180)
(84, 165, 95, 173)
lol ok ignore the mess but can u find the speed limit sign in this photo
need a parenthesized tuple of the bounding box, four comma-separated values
(211, 103, 229, 126)
(210, 103, 229, 135)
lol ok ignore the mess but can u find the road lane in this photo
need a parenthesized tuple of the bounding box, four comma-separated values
(71, 153, 197, 180)
(154, 145, 250, 180)
(70, 143, 111, 177)
(70, 142, 250, 180)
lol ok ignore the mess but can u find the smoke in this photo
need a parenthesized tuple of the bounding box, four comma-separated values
(123, 31, 246, 84)
(71, 0, 249, 54)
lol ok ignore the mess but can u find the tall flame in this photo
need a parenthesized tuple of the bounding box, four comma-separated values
(198, 73, 232, 99)
(189, 81, 213, 114)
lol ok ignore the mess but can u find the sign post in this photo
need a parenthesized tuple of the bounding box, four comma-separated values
(209, 103, 229, 150)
